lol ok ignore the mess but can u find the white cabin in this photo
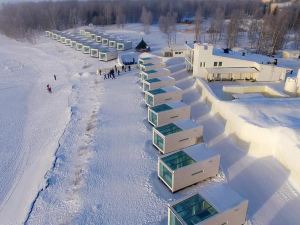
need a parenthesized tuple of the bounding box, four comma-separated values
(152, 119, 203, 154)
(144, 86, 183, 107)
(148, 101, 190, 127)
(168, 184, 248, 225)
(158, 144, 220, 192)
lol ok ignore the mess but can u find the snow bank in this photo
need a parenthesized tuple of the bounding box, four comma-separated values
(195, 78, 300, 191)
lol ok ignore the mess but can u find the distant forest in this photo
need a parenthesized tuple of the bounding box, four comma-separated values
(0, 0, 299, 54)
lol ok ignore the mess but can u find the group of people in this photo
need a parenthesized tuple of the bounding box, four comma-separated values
(96, 64, 132, 80)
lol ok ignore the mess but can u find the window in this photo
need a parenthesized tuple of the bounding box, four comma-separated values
(148, 111, 157, 126)
(200, 62, 202, 67)
(219, 62, 223, 66)
(159, 162, 172, 187)
(203, 62, 206, 67)
(214, 62, 218, 67)
(154, 133, 164, 150)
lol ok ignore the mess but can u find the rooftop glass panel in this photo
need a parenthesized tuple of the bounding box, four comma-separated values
(147, 78, 161, 83)
(144, 63, 154, 66)
(147, 70, 157, 74)
(172, 194, 218, 225)
(162, 151, 196, 170)
(148, 88, 166, 95)
(156, 123, 182, 136)
(151, 104, 172, 113)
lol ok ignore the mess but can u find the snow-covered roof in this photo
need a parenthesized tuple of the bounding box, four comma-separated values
(184, 144, 219, 162)
(213, 48, 286, 67)
(199, 184, 246, 213)
(206, 67, 259, 74)
(174, 119, 198, 130)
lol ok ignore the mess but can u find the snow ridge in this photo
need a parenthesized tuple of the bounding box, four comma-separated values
(23, 106, 73, 225)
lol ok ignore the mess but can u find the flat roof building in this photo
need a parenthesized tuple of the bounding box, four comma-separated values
(190, 43, 288, 82)
(152, 119, 203, 154)
(148, 101, 190, 127)
(158, 144, 220, 192)
(143, 76, 176, 92)
(168, 184, 248, 225)
(144, 86, 183, 107)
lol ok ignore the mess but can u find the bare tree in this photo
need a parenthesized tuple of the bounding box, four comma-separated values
(140, 6, 153, 34)
(226, 10, 243, 49)
(115, 5, 126, 28)
(159, 11, 177, 47)
(194, 7, 201, 42)
(104, 3, 113, 25)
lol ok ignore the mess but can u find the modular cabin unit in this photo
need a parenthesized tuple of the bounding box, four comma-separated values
(144, 86, 183, 107)
(64, 35, 76, 46)
(152, 119, 203, 154)
(109, 37, 118, 48)
(138, 56, 162, 65)
(158, 144, 220, 192)
(148, 101, 190, 127)
(79, 29, 86, 35)
(81, 41, 95, 54)
(143, 76, 176, 92)
(45, 31, 51, 37)
(99, 48, 118, 61)
(140, 62, 165, 72)
(51, 30, 60, 40)
(168, 184, 248, 225)
(117, 40, 133, 51)
(140, 68, 171, 81)
(75, 39, 89, 51)
(94, 31, 104, 43)
(101, 34, 111, 46)
(90, 45, 107, 58)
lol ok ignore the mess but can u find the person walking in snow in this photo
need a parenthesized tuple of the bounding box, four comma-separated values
(47, 84, 52, 93)
(54, 74, 56, 80)
(128, 65, 131, 71)
(118, 70, 120, 76)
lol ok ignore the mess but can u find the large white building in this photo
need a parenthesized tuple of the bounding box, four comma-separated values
(186, 43, 289, 82)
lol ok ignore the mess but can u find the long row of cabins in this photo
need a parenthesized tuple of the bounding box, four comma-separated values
(45, 28, 133, 61)
(138, 56, 249, 225)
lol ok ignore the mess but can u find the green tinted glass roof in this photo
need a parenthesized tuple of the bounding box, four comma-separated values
(148, 88, 166, 95)
(151, 104, 172, 113)
(162, 151, 196, 170)
(144, 63, 154, 66)
(141, 57, 151, 60)
(147, 78, 161, 83)
(173, 194, 218, 225)
(147, 70, 157, 74)
(156, 123, 182, 136)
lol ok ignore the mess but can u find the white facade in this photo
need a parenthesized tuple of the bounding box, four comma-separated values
(117, 40, 133, 51)
(138, 56, 162, 65)
(158, 144, 220, 192)
(152, 119, 203, 154)
(144, 86, 183, 107)
(140, 68, 171, 81)
(192, 43, 288, 82)
(99, 49, 118, 61)
(148, 101, 191, 127)
(282, 50, 300, 59)
(163, 44, 188, 57)
(143, 76, 176, 92)
(168, 184, 248, 225)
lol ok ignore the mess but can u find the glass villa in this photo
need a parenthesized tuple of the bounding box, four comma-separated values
(117, 40, 133, 51)
(148, 102, 191, 127)
(138, 56, 161, 65)
(90, 44, 107, 58)
(99, 48, 118, 61)
(143, 76, 176, 92)
(140, 68, 171, 81)
(144, 86, 183, 107)
(152, 119, 203, 154)
(140, 62, 165, 72)
(168, 184, 248, 225)
(158, 144, 220, 192)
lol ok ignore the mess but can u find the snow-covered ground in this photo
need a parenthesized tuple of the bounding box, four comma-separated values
(1, 23, 300, 225)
